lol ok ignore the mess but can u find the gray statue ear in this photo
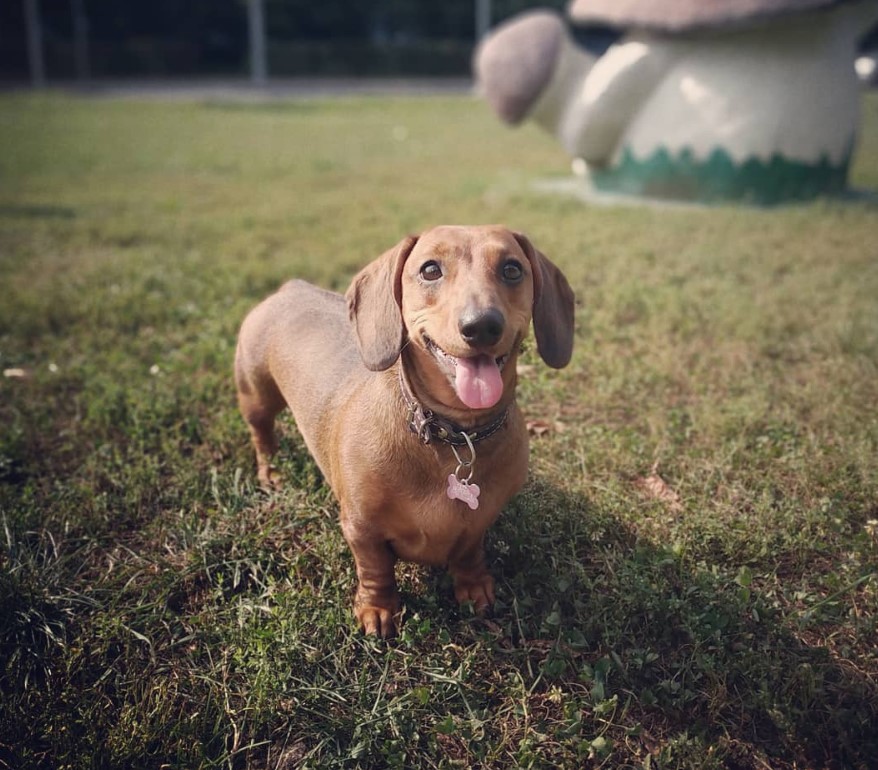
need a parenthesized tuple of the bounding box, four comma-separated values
(474, 10, 566, 125)
(514, 232, 576, 369)
(345, 235, 419, 371)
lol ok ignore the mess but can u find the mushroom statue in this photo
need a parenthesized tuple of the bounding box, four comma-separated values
(474, 0, 878, 204)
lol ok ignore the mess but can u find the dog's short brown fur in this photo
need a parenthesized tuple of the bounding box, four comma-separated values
(235, 225, 575, 637)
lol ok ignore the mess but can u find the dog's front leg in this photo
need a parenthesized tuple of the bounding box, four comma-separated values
(341, 516, 400, 637)
(448, 536, 495, 614)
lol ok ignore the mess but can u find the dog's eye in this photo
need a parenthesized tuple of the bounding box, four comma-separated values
(420, 261, 443, 282)
(502, 260, 524, 283)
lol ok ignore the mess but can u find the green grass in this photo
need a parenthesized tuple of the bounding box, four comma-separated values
(1, 89, 877, 769)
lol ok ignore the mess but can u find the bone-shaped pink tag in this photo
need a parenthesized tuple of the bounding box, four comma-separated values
(446, 474, 480, 510)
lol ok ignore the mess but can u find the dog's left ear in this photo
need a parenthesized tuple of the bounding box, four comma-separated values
(346, 234, 419, 371)
(514, 232, 575, 369)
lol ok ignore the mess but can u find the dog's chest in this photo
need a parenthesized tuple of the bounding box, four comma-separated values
(380, 451, 523, 566)
(336, 407, 528, 566)
(386, 488, 498, 566)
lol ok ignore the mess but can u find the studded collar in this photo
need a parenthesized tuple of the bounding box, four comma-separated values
(397, 364, 509, 446)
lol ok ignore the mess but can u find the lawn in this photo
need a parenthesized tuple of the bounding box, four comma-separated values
(1, 89, 877, 769)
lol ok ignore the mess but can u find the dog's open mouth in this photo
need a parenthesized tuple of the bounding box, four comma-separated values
(424, 336, 509, 410)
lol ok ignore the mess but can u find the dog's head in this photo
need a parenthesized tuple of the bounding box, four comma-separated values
(346, 225, 575, 411)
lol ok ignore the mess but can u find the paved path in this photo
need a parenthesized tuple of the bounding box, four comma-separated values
(4, 77, 476, 100)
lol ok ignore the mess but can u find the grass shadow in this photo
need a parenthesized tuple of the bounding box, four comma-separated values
(0, 205, 76, 220)
(469, 477, 878, 769)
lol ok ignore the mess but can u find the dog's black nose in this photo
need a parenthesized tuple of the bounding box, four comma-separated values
(459, 307, 505, 348)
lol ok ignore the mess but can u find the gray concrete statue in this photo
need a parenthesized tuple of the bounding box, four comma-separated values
(475, 0, 878, 204)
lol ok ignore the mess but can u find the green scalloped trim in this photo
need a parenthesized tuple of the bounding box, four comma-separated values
(590, 146, 851, 205)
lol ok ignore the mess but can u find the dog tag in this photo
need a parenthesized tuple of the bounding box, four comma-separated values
(446, 474, 480, 510)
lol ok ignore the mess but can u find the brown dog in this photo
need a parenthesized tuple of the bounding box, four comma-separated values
(234, 225, 575, 637)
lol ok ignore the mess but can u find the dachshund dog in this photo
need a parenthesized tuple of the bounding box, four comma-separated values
(235, 225, 575, 637)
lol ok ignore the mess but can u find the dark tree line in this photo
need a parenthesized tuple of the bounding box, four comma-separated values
(1, 0, 567, 82)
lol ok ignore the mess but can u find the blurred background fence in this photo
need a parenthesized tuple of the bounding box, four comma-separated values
(1, 0, 572, 85)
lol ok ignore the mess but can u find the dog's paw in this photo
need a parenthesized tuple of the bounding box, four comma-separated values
(454, 573, 495, 613)
(257, 464, 282, 490)
(355, 604, 400, 638)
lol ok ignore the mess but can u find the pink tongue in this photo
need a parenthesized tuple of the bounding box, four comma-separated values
(454, 355, 504, 410)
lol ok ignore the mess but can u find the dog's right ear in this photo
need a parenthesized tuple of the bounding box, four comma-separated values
(346, 235, 419, 371)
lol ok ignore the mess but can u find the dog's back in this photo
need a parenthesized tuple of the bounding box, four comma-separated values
(234, 279, 365, 483)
